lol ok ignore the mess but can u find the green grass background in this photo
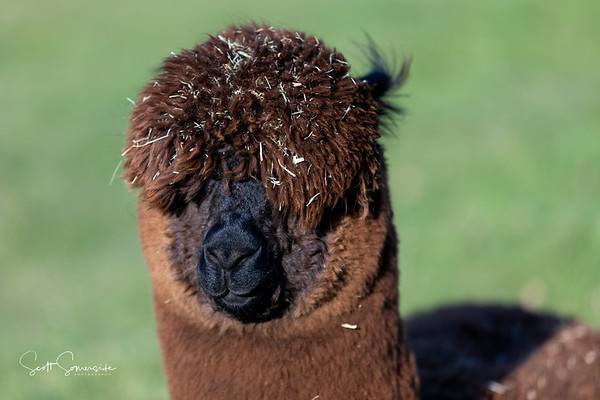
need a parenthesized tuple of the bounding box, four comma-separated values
(2, 0, 599, 398)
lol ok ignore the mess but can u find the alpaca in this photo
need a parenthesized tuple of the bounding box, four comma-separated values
(123, 24, 600, 400)
(123, 25, 417, 399)
(408, 304, 600, 399)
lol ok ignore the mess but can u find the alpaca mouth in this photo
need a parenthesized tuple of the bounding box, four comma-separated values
(213, 281, 286, 323)
(214, 281, 277, 300)
(219, 291, 254, 305)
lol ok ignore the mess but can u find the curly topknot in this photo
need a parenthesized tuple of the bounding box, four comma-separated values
(123, 24, 403, 227)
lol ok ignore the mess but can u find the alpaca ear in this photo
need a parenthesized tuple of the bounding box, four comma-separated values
(359, 38, 411, 117)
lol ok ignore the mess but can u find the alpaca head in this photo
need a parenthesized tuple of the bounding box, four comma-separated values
(124, 25, 408, 330)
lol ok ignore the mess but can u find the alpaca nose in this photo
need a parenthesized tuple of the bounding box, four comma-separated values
(199, 218, 275, 299)
(195, 179, 284, 322)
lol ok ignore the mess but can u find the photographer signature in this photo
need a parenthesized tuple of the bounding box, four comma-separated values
(19, 350, 117, 376)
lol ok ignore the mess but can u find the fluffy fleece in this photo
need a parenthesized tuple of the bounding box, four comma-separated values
(123, 24, 407, 228)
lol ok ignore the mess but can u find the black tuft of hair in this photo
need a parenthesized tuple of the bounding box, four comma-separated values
(359, 36, 411, 118)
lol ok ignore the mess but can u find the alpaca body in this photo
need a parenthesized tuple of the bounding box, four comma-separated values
(153, 286, 416, 399)
(138, 203, 418, 400)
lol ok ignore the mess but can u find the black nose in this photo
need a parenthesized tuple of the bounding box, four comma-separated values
(203, 229, 261, 272)
(197, 217, 281, 320)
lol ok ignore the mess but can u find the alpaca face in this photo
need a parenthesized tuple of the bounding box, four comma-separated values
(167, 177, 327, 323)
(126, 24, 408, 326)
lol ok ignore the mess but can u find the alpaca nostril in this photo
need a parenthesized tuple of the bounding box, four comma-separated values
(204, 248, 221, 266)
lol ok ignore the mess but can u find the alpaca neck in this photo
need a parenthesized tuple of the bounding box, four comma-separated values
(153, 287, 418, 400)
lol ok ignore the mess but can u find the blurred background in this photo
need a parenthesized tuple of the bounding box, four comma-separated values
(2, 0, 599, 398)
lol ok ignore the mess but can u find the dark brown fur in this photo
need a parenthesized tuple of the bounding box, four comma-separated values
(123, 24, 403, 228)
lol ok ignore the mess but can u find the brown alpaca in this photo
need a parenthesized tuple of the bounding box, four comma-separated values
(125, 25, 417, 399)
(124, 24, 599, 399)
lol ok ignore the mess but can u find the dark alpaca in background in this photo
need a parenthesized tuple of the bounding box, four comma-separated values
(408, 304, 600, 399)
(123, 24, 599, 399)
